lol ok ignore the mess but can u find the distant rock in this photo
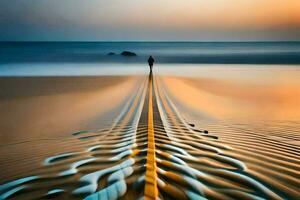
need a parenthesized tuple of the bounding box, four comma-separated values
(203, 130, 209, 134)
(107, 52, 115, 55)
(121, 51, 137, 56)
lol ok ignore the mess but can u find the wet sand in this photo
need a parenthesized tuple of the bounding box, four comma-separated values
(0, 72, 300, 200)
(0, 76, 143, 181)
(0, 76, 143, 144)
(156, 74, 300, 199)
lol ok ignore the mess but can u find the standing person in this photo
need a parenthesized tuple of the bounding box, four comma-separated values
(148, 56, 155, 73)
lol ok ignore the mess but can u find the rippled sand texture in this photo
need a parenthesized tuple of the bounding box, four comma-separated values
(0, 76, 142, 182)
(1, 74, 299, 200)
(156, 75, 300, 199)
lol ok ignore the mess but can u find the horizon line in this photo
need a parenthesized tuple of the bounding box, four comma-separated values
(1, 40, 300, 43)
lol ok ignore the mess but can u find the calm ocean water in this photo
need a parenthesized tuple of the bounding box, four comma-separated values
(0, 42, 299, 76)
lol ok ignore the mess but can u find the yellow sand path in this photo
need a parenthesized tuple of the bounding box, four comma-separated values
(144, 75, 158, 200)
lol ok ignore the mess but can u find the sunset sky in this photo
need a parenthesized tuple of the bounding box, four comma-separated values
(0, 0, 299, 41)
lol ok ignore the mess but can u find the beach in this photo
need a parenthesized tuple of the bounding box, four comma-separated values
(0, 65, 299, 199)
(0, 42, 300, 200)
(1, 0, 300, 197)
(0, 76, 143, 181)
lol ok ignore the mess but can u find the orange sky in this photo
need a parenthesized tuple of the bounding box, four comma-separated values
(117, 0, 300, 29)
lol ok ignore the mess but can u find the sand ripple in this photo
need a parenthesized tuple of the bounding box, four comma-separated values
(0, 75, 298, 200)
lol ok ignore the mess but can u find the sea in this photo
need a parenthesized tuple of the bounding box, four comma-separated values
(0, 41, 299, 76)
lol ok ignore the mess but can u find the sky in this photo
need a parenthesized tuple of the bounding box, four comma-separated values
(0, 0, 299, 41)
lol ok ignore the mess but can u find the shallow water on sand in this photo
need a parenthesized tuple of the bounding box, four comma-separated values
(0, 66, 300, 199)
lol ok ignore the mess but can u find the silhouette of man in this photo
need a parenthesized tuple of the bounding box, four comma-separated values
(148, 56, 155, 73)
